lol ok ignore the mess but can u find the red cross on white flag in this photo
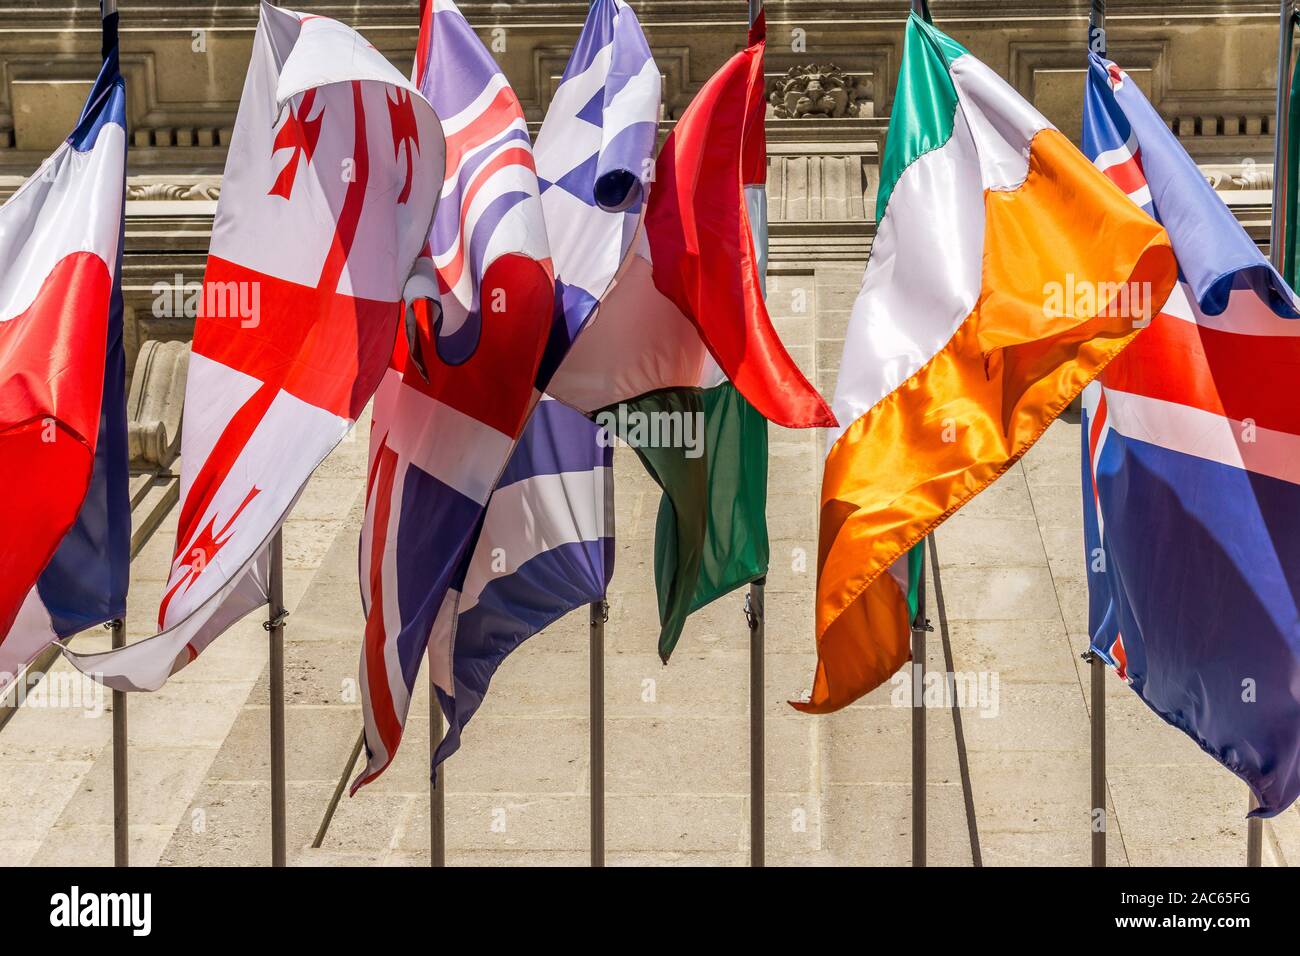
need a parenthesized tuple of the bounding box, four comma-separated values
(67, 2, 447, 691)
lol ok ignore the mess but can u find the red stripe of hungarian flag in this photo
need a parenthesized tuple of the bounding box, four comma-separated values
(643, 16, 833, 430)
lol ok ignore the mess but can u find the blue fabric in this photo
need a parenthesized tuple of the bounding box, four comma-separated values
(36, 11, 130, 637)
(1081, 57, 1300, 816)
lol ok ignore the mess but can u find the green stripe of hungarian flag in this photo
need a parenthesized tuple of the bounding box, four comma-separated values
(614, 377, 769, 663)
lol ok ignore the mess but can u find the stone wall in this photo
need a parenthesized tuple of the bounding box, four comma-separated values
(0, 0, 1284, 374)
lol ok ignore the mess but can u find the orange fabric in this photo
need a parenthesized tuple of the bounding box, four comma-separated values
(800, 129, 1177, 714)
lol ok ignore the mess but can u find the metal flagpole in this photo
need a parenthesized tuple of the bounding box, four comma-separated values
(745, 580, 766, 867)
(1252, 0, 1297, 867)
(746, 0, 768, 871)
(590, 600, 607, 867)
(429, 671, 446, 867)
(911, 554, 930, 867)
(907, 0, 934, 871)
(266, 530, 288, 867)
(1087, 0, 1109, 871)
(98, 0, 128, 879)
(1088, 649, 1107, 866)
(109, 618, 128, 866)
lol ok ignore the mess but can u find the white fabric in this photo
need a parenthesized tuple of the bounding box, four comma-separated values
(0, 588, 58, 695)
(828, 51, 1050, 455)
(0, 123, 125, 324)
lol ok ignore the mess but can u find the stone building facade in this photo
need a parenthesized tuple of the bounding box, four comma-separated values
(0, 1, 1282, 383)
(2, 1, 1295, 866)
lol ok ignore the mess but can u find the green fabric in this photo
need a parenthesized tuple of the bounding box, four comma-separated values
(875, 12, 966, 221)
(609, 383, 769, 663)
(905, 543, 924, 622)
(875, 8, 953, 624)
(1285, 31, 1300, 288)
(689, 383, 769, 616)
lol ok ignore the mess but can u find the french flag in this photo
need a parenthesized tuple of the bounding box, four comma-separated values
(1082, 51, 1300, 816)
(0, 4, 130, 693)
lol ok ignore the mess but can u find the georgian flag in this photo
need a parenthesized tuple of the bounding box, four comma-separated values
(67, 2, 446, 691)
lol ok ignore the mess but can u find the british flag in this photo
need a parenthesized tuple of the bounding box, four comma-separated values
(1081, 52, 1300, 815)
(353, 0, 556, 792)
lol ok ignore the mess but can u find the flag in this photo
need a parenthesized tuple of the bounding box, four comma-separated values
(1081, 53, 1300, 816)
(613, 377, 771, 662)
(534, 0, 660, 353)
(417, 0, 657, 777)
(794, 11, 1177, 715)
(608, 13, 776, 663)
(548, 13, 819, 661)
(66, 2, 446, 691)
(431, 399, 615, 772)
(546, 14, 832, 432)
(352, 0, 556, 792)
(0, 5, 129, 693)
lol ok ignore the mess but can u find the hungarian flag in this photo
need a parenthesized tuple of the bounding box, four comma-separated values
(794, 11, 1177, 714)
(0, 4, 129, 691)
(550, 11, 825, 660)
(548, 15, 830, 430)
(67, 3, 445, 691)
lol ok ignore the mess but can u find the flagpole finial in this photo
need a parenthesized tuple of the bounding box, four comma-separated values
(1089, 0, 1108, 57)
(100, 0, 119, 62)
(747, 0, 765, 43)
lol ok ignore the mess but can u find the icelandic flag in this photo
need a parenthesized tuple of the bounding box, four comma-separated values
(1082, 53, 1300, 816)
(0, 5, 129, 693)
(533, 0, 660, 357)
(430, 398, 614, 773)
(422, 0, 660, 777)
(353, 0, 556, 792)
(67, 2, 446, 691)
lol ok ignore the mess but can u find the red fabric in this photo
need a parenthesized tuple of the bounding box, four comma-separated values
(0, 252, 111, 635)
(645, 35, 834, 430)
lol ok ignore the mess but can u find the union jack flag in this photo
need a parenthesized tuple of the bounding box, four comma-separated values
(353, 0, 556, 791)
(425, 0, 660, 779)
(1081, 52, 1300, 816)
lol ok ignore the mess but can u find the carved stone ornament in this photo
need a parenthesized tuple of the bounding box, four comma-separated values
(1202, 162, 1272, 192)
(769, 64, 867, 119)
(127, 339, 190, 470)
(126, 177, 223, 202)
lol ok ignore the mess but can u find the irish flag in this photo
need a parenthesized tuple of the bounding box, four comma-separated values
(794, 12, 1178, 714)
